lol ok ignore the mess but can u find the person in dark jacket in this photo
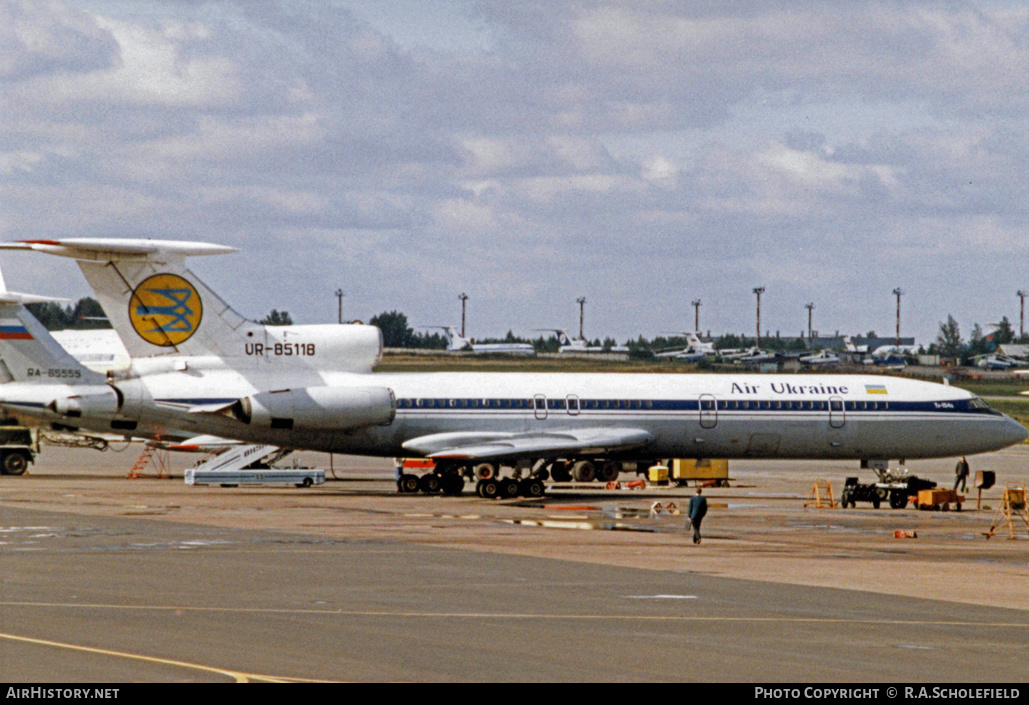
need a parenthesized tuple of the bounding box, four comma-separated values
(687, 488, 708, 544)
(954, 456, 969, 492)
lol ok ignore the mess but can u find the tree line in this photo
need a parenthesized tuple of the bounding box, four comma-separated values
(934, 315, 1026, 362)
(26, 299, 110, 330)
(37, 301, 1014, 365)
(368, 310, 812, 356)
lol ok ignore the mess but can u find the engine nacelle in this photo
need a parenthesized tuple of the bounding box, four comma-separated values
(232, 386, 395, 431)
(47, 388, 120, 418)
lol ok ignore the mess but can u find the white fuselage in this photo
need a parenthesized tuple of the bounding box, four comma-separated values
(10, 366, 1023, 463)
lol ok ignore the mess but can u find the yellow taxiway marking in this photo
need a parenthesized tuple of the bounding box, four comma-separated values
(0, 631, 325, 683)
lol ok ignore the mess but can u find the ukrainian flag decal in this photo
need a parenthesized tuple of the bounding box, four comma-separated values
(865, 384, 888, 395)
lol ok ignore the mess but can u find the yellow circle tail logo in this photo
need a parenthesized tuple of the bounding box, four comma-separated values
(128, 273, 203, 346)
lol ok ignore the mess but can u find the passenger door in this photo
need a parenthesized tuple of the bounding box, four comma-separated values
(830, 396, 845, 429)
(699, 394, 718, 429)
(534, 394, 548, 420)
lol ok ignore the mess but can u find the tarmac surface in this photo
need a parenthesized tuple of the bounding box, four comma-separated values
(1, 442, 1028, 682)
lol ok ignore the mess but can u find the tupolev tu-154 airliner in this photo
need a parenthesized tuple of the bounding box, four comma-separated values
(0, 238, 1023, 497)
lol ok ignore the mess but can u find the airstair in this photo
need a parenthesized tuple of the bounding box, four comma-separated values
(184, 445, 325, 488)
(191, 444, 287, 473)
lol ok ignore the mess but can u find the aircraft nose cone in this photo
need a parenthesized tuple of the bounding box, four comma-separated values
(1003, 415, 1029, 446)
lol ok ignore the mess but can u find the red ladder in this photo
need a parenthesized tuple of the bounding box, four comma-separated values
(127, 445, 155, 478)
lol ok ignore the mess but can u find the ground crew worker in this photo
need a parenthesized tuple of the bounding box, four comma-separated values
(687, 487, 708, 545)
(954, 456, 969, 492)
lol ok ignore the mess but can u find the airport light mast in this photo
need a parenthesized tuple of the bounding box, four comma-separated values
(893, 288, 903, 348)
(459, 293, 469, 338)
(1019, 290, 1027, 339)
(577, 297, 586, 340)
(335, 289, 344, 324)
(805, 302, 814, 342)
(753, 287, 765, 347)
(692, 299, 701, 332)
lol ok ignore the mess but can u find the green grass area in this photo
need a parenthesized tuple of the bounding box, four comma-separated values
(376, 353, 681, 374)
(945, 379, 1029, 398)
(978, 397, 1029, 429)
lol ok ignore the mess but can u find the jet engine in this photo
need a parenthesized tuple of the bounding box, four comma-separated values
(231, 386, 395, 431)
(47, 388, 120, 418)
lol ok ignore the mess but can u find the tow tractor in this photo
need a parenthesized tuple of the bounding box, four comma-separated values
(875, 468, 937, 509)
(840, 467, 937, 509)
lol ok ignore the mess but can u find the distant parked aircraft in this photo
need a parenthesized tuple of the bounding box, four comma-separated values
(429, 326, 535, 356)
(536, 329, 628, 353)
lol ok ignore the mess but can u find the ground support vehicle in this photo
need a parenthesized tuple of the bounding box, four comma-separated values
(184, 445, 323, 488)
(0, 425, 35, 476)
(874, 469, 937, 509)
(185, 467, 325, 488)
(840, 476, 884, 508)
(840, 469, 938, 509)
(669, 458, 730, 487)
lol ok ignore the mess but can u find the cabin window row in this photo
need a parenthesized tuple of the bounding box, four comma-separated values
(397, 398, 656, 410)
(395, 398, 889, 411)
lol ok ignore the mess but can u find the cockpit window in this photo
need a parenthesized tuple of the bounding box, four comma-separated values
(968, 396, 1002, 415)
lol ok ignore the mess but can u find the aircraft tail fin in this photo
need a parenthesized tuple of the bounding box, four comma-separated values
(0, 239, 244, 359)
(442, 326, 470, 352)
(0, 288, 102, 386)
(421, 326, 470, 352)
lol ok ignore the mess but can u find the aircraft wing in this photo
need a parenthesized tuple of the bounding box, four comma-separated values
(402, 427, 653, 461)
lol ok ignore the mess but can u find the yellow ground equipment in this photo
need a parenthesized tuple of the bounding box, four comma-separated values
(985, 482, 1029, 540)
(914, 488, 963, 511)
(669, 458, 729, 486)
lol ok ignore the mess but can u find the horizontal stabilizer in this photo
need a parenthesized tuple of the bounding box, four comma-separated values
(0, 239, 237, 262)
(0, 291, 69, 305)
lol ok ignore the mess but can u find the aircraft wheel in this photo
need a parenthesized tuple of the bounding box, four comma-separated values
(520, 478, 546, 498)
(398, 474, 420, 493)
(479, 479, 500, 500)
(596, 461, 621, 483)
(1, 451, 29, 476)
(549, 461, 571, 483)
(889, 491, 908, 509)
(499, 478, 520, 498)
(440, 474, 465, 496)
(473, 463, 498, 481)
(571, 460, 595, 483)
(419, 473, 441, 494)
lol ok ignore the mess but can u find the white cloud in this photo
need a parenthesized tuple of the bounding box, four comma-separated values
(641, 154, 678, 189)
(753, 142, 901, 192)
(4, 0, 1029, 345)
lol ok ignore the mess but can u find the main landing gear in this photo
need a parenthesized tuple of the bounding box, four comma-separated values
(396, 457, 631, 499)
(397, 459, 549, 499)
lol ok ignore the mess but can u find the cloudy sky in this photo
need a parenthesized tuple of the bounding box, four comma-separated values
(2, 1, 1028, 347)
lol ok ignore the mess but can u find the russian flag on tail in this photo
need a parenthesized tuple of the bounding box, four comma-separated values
(0, 319, 33, 340)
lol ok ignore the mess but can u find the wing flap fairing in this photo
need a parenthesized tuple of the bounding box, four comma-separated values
(403, 427, 653, 461)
